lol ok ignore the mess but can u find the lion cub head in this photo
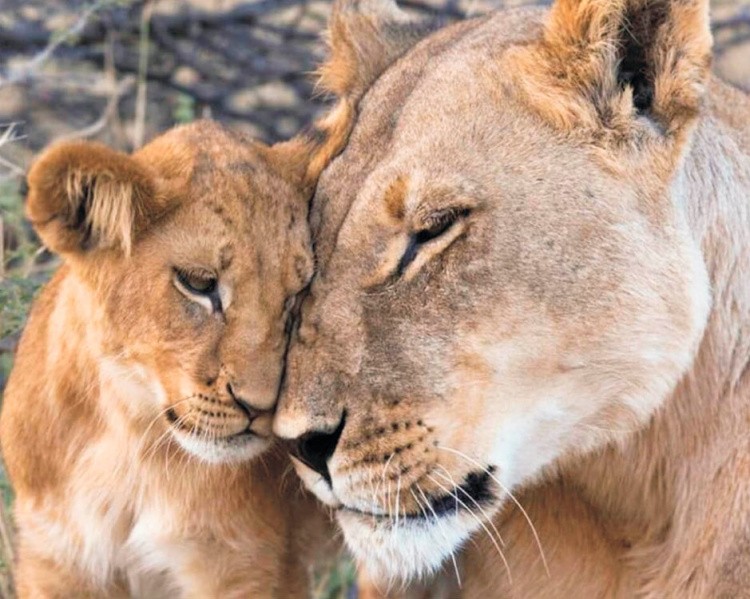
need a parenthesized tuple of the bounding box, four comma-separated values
(25, 120, 335, 464)
(275, 0, 714, 581)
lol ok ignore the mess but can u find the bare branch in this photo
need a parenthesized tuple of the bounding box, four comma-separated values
(0, 124, 25, 178)
(58, 75, 135, 141)
(132, 1, 154, 149)
(0, 0, 135, 88)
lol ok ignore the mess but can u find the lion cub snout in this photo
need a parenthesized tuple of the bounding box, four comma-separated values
(166, 386, 273, 441)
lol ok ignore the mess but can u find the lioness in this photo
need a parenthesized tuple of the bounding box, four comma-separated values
(0, 114, 358, 597)
(276, 0, 750, 596)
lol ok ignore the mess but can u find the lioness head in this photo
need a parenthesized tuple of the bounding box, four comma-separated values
(276, 0, 713, 581)
(25, 120, 337, 464)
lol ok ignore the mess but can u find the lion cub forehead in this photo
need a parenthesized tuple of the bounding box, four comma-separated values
(137, 119, 277, 190)
(139, 123, 298, 222)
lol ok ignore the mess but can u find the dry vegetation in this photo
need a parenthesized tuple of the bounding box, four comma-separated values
(0, 0, 748, 596)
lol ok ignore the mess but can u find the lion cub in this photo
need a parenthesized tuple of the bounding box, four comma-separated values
(0, 117, 349, 598)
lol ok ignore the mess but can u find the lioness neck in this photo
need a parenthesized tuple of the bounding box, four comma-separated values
(567, 79, 750, 593)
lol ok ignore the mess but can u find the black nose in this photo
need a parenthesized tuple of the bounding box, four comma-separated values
(295, 413, 346, 485)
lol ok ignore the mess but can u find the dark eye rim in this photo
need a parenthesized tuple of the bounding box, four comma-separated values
(174, 267, 218, 296)
(397, 207, 472, 276)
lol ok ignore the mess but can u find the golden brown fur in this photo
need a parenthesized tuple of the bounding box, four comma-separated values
(275, 0, 750, 596)
(0, 116, 354, 597)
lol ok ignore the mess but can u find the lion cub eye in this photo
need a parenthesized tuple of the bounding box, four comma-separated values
(177, 270, 217, 294)
(173, 268, 222, 313)
(398, 207, 472, 275)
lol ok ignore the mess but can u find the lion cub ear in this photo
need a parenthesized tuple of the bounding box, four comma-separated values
(25, 141, 157, 256)
(512, 0, 712, 142)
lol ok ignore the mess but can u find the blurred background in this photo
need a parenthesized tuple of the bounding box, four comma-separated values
(0, 0, 748, 596)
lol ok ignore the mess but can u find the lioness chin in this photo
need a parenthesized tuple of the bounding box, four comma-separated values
(0, 115, 355, 597)
(276, 0, 750, 596)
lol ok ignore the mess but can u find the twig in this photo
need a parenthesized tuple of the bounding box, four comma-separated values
(0, 484, 15, 597)
(0, 124, 25, 179)
(133, 1, 153, 149)
(0, 214, 4, 280)
(0, 123, 23, 279)
(0, 155, 25, 179)
(103, 28, 129, 149)
(0, 498, 14, 565)
(0, 0, 130, 88)
(58, 75, 135, 141)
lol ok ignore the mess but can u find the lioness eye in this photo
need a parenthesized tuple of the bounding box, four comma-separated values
(398, 208, 471, 275)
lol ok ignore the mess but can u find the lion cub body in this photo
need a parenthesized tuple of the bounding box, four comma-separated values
(0, 120, 344, 597)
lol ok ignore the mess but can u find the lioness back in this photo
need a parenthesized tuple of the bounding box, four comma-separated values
(0, 119, 346, 597)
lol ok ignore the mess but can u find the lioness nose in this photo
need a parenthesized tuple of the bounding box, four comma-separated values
(294, 413, 346, 484)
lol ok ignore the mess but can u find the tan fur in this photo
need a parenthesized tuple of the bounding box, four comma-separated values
(275, 0, 750, 596)
(26, 141, 158, 256)
(0, 117, 355, 597)
(317, 0, 438, 101)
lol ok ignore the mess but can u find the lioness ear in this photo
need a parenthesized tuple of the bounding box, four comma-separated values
(271, 100, 357, 193)
(318, 0, 435, 101)
(512, 0, 712, 140)
(271, 0, 434, 191)
(26, 141, 156, 256)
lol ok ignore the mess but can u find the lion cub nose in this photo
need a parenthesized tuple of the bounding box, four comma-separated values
(293, 414, 346, 484)
(226, 382, 268, 431)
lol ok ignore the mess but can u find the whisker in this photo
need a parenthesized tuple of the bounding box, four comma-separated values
(376, 453, 396, 520)
(138, 396, 197, 461)
(156, 414, 186, 480)
(367, 466, 379, 522)
(279, 462, 295, 495)
(164, 427, 178, 482)
(414, 485, 461, 589)
(159, 410, 193, 472)
(395, 474, 402, 528)
(143, 421, 176, 464)
(436, 445, 550, 577)
(135, 397, 193, 457)
(433, 464, 506, 547)
(427, 473, 511, 585)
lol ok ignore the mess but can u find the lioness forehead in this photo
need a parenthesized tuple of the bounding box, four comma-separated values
(312, 9, 545, 260)
(310, 4, 699, 338)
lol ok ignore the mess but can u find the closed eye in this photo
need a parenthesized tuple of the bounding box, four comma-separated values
(397, 207, 471, 276)
(173, 267, 222, 313)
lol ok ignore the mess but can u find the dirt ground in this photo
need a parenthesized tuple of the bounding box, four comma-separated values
(0, 1, 748, 597)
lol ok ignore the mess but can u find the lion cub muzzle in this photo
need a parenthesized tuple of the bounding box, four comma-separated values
(164, 376, 274, 463)
(167, 388, 271, 439)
